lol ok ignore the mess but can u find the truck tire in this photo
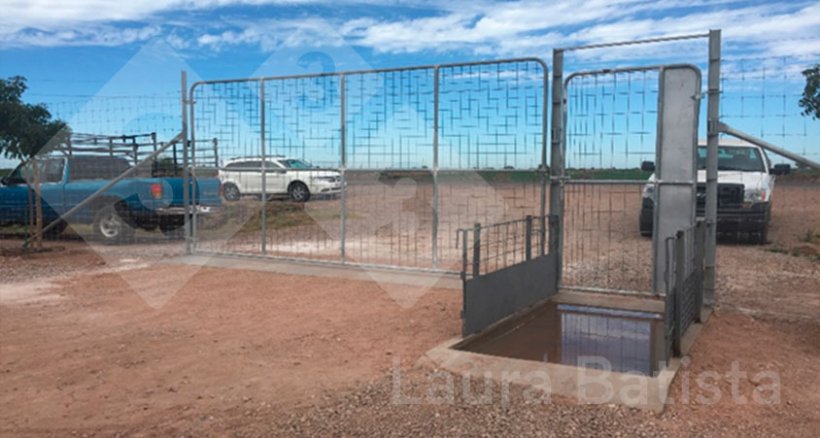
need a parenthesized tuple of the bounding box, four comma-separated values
(288, 181, 310, 202)
(92, 204, 135, 244)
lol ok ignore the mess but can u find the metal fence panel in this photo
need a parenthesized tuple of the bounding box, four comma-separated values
(187, 58, 548, 272)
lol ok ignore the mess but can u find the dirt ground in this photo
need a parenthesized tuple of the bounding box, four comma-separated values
(1, 182, 819, 436)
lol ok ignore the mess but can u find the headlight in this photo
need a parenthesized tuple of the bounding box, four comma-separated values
(315, 176, 337, 183)
(744, 188, 767, 203)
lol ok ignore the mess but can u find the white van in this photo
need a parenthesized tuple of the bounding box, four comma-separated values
(218, 157, 342, 202)
(640, 141, 790, 243)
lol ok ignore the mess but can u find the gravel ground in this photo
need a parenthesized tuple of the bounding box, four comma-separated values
(0, 180, 818, 436)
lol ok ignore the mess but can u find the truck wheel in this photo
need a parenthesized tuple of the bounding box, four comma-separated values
(93, 205, 135, 244)
(223, 183, 241, 201)
(288, 182, 310, 202)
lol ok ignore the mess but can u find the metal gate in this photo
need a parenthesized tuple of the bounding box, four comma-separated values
(555, 64, 701, 295)
(550, 32, 719, 297)
(184, 59, 548, 273)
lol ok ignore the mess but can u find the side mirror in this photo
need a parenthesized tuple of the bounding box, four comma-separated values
(771, 164, 791, 175)
(641, 161, 655, 172)
(0, 176, 6, 186)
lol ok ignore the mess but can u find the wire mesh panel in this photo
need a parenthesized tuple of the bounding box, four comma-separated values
(458, 214, 548, 278)
(720, 55, 820, 247)
(436, 60, 548, 269)
(566, 70, 659, 170)
(190, 80, 265, 256)
(187, 59, 548, 272)
(721, 56, 820, 164)
(343, 68, 435, 267)
(664, 220, 705, 360)
(562, 69, 660, 293)
(262, 76, 342, 261)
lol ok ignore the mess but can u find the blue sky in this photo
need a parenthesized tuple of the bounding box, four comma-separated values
(0, 0, 818, 168)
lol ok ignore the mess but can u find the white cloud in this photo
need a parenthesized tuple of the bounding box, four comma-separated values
(349, 0, 820, 58)
(0, 0, 818, 61)
(0, 25, 162, 49)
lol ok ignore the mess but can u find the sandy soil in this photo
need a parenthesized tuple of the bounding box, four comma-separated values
(0, 264, 461, 436)
(0, 182, 818, 436)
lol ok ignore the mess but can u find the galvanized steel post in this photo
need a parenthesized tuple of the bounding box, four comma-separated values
(673, 231, 685, 356)
(339, 74, 347, 262)
(549, 49, 565, 286)
(472, 223, 481, 278)
(704, 29, 721, 306)
(260, 79, 267, 254)
(525, 215, 533, 260)
(432, 66, 440, 269)
(181, 71, 191, 255)
(539, 60, 549, 258)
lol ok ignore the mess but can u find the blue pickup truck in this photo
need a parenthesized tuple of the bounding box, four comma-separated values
(0, 155, 222, 243)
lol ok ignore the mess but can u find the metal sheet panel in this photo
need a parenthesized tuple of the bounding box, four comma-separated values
(653, 66, 701, 295)
(462, 253, 558, 335)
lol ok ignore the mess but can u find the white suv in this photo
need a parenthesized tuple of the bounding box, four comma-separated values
(219, 157, 342, 202)
(640, 142, 790, 243)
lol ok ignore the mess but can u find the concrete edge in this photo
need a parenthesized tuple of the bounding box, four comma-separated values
(167, 253, 462, 290)
(419, 337, 681, 414)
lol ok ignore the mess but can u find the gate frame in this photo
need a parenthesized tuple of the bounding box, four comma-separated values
(549, 31, 721, 302)
(182, 58, 550, 274)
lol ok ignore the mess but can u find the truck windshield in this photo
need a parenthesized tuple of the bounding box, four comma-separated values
(697, 146, 765, 172)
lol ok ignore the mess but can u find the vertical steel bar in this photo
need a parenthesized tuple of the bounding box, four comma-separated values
(340, 74, 347, 262)
(461, 230, 468, 280)
(695, 220, 706, 322)
(472, 223, 481, 278)
(673, 231, 684, 356)
(181, 71, 191, 254)
(432, 66, 440, 269)
(549, 50, 565, 285)
(212, 138, 219, 168)
(189, 83, 198, 251)
(539, 62, 549, 257)
(191, 100, 199, 246)
(525, 215, 533, 260)
(704, 29, 721, 306)
(260, 79, 267, 255)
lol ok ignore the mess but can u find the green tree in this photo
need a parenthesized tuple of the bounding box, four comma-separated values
(799, 64, 820, 120)
(0, 76, 70, 249)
